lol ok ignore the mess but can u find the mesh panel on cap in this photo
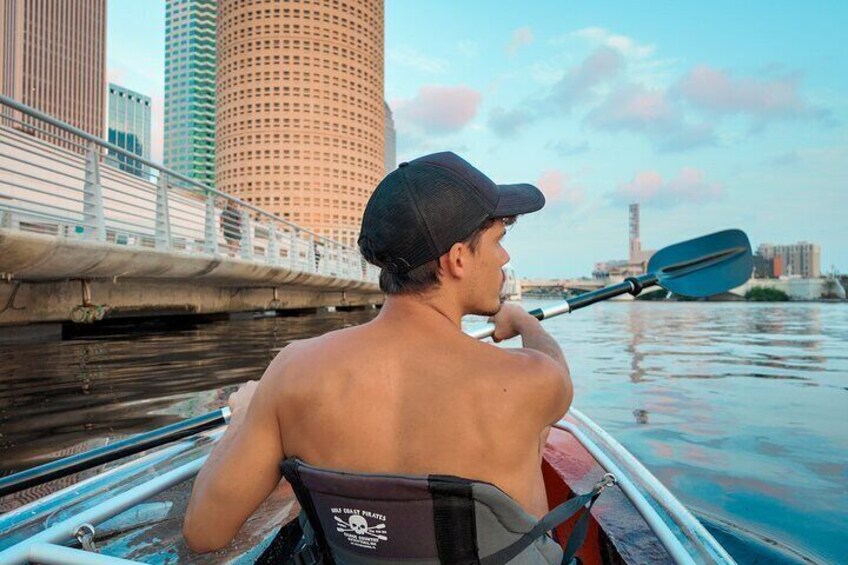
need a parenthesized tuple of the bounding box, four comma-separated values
(408, 164, 492, 257)
(420, 153, 500, 208)
(359, 171, 438, 272)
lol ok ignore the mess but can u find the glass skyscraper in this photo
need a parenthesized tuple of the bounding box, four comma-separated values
(164, 0, 216, 188)
(107, 83, 151, 177)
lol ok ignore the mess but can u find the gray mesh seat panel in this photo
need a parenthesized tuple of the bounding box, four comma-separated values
(473, 483, 563, 564)
(285, 459, 563, 564)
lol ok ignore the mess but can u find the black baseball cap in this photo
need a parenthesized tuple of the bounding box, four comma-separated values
(358, 151, 545, 273)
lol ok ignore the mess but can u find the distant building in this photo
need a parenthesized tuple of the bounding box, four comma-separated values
(593, 259, 641, 279)
(384, 101, 396, 175)
(0, 0, 106, 148)
(164, 0, 216, 187)
(758, 242, 820, 278)
(753, 253, 783, 278)
(107, 84, 151, 177)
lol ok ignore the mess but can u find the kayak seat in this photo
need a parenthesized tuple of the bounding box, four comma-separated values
(274, 457, 608, 565)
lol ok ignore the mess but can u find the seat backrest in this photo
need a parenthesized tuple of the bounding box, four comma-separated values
(281, 458, 563, 564)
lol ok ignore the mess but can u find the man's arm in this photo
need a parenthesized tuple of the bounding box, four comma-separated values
(490, 304, 573, 423)
(183, 374, 284, 553)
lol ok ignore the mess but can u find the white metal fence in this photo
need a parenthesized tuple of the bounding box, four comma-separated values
(0, 95, 379, 284)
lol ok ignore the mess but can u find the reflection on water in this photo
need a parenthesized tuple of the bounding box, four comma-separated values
(513, 301, 846, 564)
(0, 309, 378, 470)
(1, 302, 846, 563)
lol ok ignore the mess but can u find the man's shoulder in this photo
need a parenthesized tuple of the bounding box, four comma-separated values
(470, 338, 561, 376)
(266, 325, 367, 377)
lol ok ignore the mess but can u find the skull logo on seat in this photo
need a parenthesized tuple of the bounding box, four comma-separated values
(349, 515, 369, 535)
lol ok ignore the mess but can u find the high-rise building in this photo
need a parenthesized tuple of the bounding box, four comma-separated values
(0, 0, 106, 147)
(384, 101, 396, 175)
(758, 242, 821, 278)
(164, 0, 216, 187)
(107, 83, 151, 177)
(216, 0, 385, 247)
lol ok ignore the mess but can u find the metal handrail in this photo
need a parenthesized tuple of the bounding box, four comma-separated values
(0, 94, 379, 283)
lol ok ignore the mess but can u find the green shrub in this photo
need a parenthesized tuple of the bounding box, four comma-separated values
(745, 286, 790, 302)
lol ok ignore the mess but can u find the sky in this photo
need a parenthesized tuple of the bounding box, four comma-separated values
(107, 1, 848, 278)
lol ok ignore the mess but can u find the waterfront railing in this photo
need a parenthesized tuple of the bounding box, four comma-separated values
(0, 94, 379, 284)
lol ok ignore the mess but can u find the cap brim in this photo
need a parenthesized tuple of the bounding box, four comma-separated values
(492, 183, 546, 217)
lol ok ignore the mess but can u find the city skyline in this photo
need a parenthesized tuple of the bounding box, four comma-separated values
(106, 1, 847, 277)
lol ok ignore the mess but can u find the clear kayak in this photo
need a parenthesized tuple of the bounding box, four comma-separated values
(0, 407, 735, 564)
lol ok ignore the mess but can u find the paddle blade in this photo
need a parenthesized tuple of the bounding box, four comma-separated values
(647, 229, 752, 297)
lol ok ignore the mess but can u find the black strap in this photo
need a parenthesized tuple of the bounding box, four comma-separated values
(280, 459, 334, 564)
(428, 475, 481, 565)
(480, 491, 593, 565)
(559, 492, 602, 565)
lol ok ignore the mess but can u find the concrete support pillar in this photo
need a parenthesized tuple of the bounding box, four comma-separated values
(155, 174, 172, 251)
(83, 143, 106, 242)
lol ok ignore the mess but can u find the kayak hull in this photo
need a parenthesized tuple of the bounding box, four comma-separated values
(0, 411, 730, 564)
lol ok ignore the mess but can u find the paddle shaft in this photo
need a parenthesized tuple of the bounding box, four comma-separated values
(470, 273, 658, 340)
(0, 408, 230, 498)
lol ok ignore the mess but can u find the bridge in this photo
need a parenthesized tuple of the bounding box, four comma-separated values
(522, 278, 608, 297)
(0, 95, 382, 331)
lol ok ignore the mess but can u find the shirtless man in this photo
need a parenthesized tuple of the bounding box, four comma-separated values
(184, 152, 573, 553)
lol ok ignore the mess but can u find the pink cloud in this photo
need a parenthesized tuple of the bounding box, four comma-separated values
(615, 168, 722, 207)
(507, 26, 534, 56)
(617, 170, 664, 200)
(548, 47, 624, 112)
(393, 85, 482, 135)
(588, 84, 676, 130)
(536, 170, 584, 205)
(587, 83, 715, 151)
(677, 65, 817, 120)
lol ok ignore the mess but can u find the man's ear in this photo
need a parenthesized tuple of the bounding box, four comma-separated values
(441, 242, 468, 280)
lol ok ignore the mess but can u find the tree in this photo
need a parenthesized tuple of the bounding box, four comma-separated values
(745, 286, 790, 302)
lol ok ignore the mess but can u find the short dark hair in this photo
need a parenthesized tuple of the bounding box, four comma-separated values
(378, 217, 515, 295)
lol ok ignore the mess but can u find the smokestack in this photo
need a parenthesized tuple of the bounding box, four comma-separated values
(629, 203, 641, 263)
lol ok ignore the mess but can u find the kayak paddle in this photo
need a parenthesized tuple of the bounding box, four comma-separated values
(469, 229, 752, 339)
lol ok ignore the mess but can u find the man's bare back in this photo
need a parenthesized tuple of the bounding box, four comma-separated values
(269, 299, 569, 518)
(184, 152, 569, 553)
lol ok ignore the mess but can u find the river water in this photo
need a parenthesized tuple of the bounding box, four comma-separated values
(0, 301, 845, 563)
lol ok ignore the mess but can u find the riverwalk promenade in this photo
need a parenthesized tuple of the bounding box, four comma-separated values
(0, 95, 382, 332)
